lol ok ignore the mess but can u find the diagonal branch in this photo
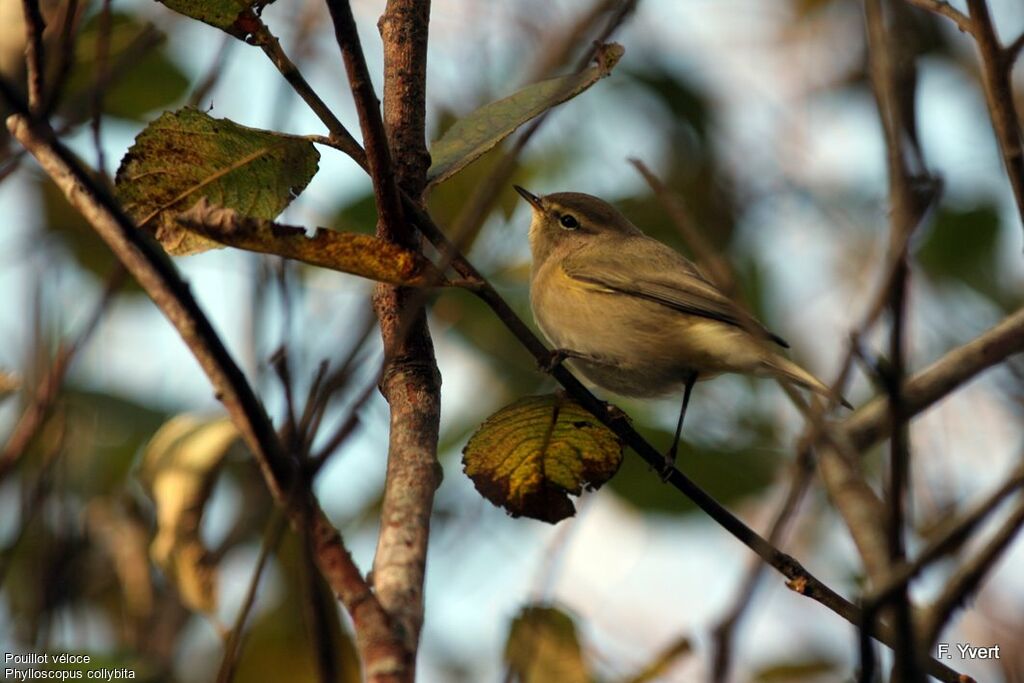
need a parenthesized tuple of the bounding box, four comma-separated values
(903, 0, 974, 35)
(845, 305, 1024, 452)
(965, 0, 1024, 237)
(923, 493, 1024, 646)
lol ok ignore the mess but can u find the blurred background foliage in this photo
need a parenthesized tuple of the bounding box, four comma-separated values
(1, 0, 1023, 681)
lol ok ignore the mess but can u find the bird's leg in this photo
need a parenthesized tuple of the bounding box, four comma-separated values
(664, 372, 698, 473)
(539, 348, 594, 373)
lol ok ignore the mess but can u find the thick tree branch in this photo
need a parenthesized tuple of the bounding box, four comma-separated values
(325, 0, 441, 675)
(370, 0, 440, 665)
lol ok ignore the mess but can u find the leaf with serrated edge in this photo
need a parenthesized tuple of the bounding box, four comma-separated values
(426, 43, 624, 188)
(115, 108, 319, 255)
(177, 199, 449, 286)
(462, 394, 623, 523)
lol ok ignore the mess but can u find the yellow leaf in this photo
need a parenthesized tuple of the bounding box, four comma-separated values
(138, 415, 242, 614)
(462, 394, 623, 523)
(504, 605, 590, 683)
(177, 199, 448, 287)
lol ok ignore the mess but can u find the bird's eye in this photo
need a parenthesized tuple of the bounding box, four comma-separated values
(559, 214, 579, 229)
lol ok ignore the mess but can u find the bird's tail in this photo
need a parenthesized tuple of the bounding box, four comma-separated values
(761, 354, 852, 409)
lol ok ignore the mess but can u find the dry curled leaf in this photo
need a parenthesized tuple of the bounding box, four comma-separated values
(177, 199, 449, 286)
(462, 394, 623, 523)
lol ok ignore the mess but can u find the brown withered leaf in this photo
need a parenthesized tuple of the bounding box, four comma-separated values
(177, 199, 449, 287)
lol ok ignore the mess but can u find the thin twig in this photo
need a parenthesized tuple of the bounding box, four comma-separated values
(215, 510, 287, 683)
(43, 0, 79, 117)
(864, 0, 928, 678)
(903, 0, 974, 35)
(630, 158, 736, 295)
(0, 267, 125, 480)
(20, 0, 46, 112)
(923, 494, 1024, 646)
(249, 19, 366, 169)
(867, 460, 1024, 606)
(188, 35, 234, 108)
(965, 0, 1024, 239)
(90, 0, 112, 177)
(1007, 31, 1024, 66)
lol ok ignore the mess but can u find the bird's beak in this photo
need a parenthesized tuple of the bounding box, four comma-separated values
(513, 185, 543, 211)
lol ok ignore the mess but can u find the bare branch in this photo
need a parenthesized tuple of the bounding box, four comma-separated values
(903, 0, 974, 35)
(20, 0, 46, 112)
(630, 158, 737, 295)
(965, 0, 1024, 238)
(868, 461, 1024, 606)
(845, 305, 1024, 452)
(923, 494, 1024, 646)
(248, 19, 367, 169)
(1008, 31, 1024, 66)
(0, 268, 124, 480)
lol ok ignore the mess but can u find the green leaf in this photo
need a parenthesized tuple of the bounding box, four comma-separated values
(462, 394, 623, 523)
(63, 389, 168, 494)
(156, 0, 272, 40)
(426, 43, 624, 188)
(40, 176, 143, 293)
(916, 202, 1004, 300)
(138, 414, 245, 614)
(115, 108, 320, 255)
(608, 428, 781, 516)
(329, 188, 378, 235)
(504, 605, 590, 683)
(177, 199, 448, 286)
(62, 13, 189, 122)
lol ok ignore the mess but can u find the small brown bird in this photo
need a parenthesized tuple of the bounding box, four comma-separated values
(515, 186, 847, 464)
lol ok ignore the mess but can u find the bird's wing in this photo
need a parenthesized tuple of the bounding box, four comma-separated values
(562, 237, 789, 348)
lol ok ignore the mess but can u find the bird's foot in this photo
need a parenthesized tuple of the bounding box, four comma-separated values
(539, 348, 592, 373)
(660, 445, 679, 483)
